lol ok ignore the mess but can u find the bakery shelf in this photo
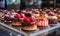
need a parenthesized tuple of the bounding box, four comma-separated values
(0, 22, 60, 36)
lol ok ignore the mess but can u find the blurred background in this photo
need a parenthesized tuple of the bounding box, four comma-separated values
(0, 0, 60, 10)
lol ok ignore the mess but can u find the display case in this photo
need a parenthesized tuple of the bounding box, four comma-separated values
(0, 21, 60, 36)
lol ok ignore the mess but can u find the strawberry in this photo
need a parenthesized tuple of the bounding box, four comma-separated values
(23, 17, 30, 23)
(39, 17, 44, 21)
(48, 12, 55, 16)
(14, 13, 21, 18)
(30, 17, 36, 22)
(20, 13, 25, 18)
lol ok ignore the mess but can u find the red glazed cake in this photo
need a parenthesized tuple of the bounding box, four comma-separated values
(22, 13, 38, 31)
(10, 12, 21, 26)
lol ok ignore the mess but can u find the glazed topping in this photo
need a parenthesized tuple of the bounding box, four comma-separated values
(14, 13, 21, 18)
(35, 11, 40, 14)
(20, 13, 25, 18)
(30, 17, 36, 22)
(48, 12, 55, 16)
(23, 17, 30, 23)
(23, 16, 36, 23)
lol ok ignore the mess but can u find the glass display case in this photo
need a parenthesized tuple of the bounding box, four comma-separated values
(0, 21, 60, 36)
(0, 0, 60, 36)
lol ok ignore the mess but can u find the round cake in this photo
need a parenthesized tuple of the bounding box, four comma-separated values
(10, 12, 21, 26)
(37, 17, 49, 27)
(33, 10, 40, 19)
(48, 12, 58, 24)
(22, 13, 38, 31)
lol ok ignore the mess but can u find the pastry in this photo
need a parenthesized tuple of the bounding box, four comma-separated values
(37, 17, 49, 27)
(48, 12, 58, 24)
(22, 13, 38, 31)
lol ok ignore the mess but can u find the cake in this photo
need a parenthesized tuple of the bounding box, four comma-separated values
(22, 13, 38, 31)
(10, 12, 21, 26)
(48, 12, 58, 24)
(33, 10, 40, 19)
(37, 13, 49, 27)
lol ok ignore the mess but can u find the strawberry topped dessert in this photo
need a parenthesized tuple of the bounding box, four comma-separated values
(37, 13, 49, 27)
(48, 12, 58, 24)
(10, 12, 24, 26)
(22, 13, 38, 31)
(33, 10, 40, 19)
(14, 13, 21, 19)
